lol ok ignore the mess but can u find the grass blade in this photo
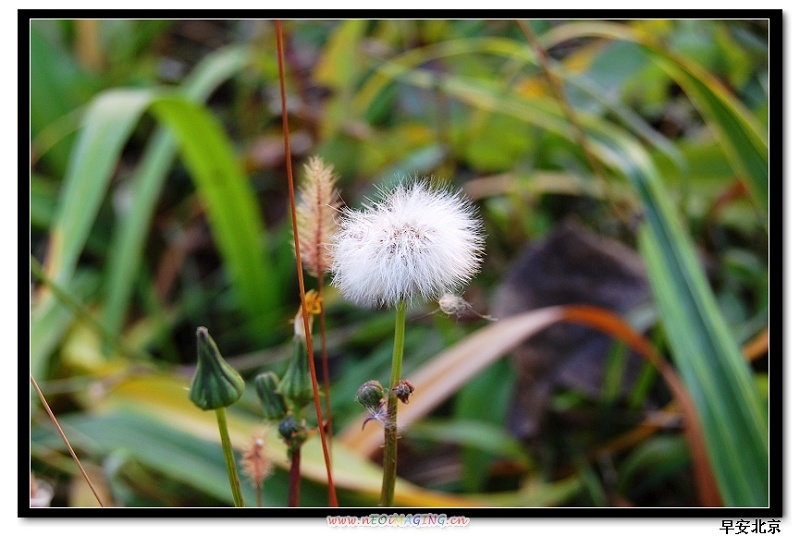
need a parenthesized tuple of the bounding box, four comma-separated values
(35, 82, 279, 377)
(616, 145, 767, 506)
(32, 90, 153, 378)
(39, 90, 154, 296)
(149, 96, 278, 331)
(103, 45, 255, 339)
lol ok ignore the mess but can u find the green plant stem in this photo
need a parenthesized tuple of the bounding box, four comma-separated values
(380, 299, 407, 506)
(318, 274, 334, 460)
(215, 407, 244, 507)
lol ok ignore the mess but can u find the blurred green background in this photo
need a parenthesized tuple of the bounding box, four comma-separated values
(28, 18, 770, 508)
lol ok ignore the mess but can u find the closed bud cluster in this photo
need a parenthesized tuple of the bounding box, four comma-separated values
(356, 380, 390, 430)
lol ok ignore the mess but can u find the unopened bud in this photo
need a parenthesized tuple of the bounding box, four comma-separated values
(254, 371, 288, 421)
(356, 380, 385, 409)
(278, 415, 307, 450)
(189, 327, 244, 410)
(278, 338, 314, 409)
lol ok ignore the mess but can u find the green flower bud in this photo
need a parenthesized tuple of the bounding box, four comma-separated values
(278, 338, 314, 409)
(355, 380, 385, 409)
(189, 327, 245, 410)
(278, 415, 300, 442)
(254, 371, 288, 421)
(278, 415, 307, 450)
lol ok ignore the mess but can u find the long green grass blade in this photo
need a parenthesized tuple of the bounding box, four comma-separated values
(35, 80, 276, 377)
(654, 57, 768, 217)
(35, 409, 264, 506)
(32, 90, 154, 378)
(616, 143, 767, 506)
(42, 90, 154, 294)
(103, 45, 254, 340)
(148, 96, 277, 330)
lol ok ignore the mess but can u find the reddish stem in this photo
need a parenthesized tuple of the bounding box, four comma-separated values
(288, 447, 301, 507)
(275, 19, 338, 507)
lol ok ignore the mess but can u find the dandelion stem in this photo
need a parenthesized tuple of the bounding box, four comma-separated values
(380, 299, 407, 506)
(215, 407, 245, 507)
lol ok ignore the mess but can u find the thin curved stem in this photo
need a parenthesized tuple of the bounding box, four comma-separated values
(30, 374, 105, 507)
(516, 20, 629, 223)
(275, 19, 338, 506)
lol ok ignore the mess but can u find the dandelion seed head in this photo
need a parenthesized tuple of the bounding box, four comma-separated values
(330, 181, 484, 308)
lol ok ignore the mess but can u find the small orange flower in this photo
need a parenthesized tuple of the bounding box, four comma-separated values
(292, 290, 323, 338)
(303, 289, 323, 315)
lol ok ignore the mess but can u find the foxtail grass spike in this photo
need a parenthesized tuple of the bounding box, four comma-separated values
(296, 155, 340, 277)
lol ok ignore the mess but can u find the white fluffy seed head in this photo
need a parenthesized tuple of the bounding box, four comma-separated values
(330, 180, 484, 309)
